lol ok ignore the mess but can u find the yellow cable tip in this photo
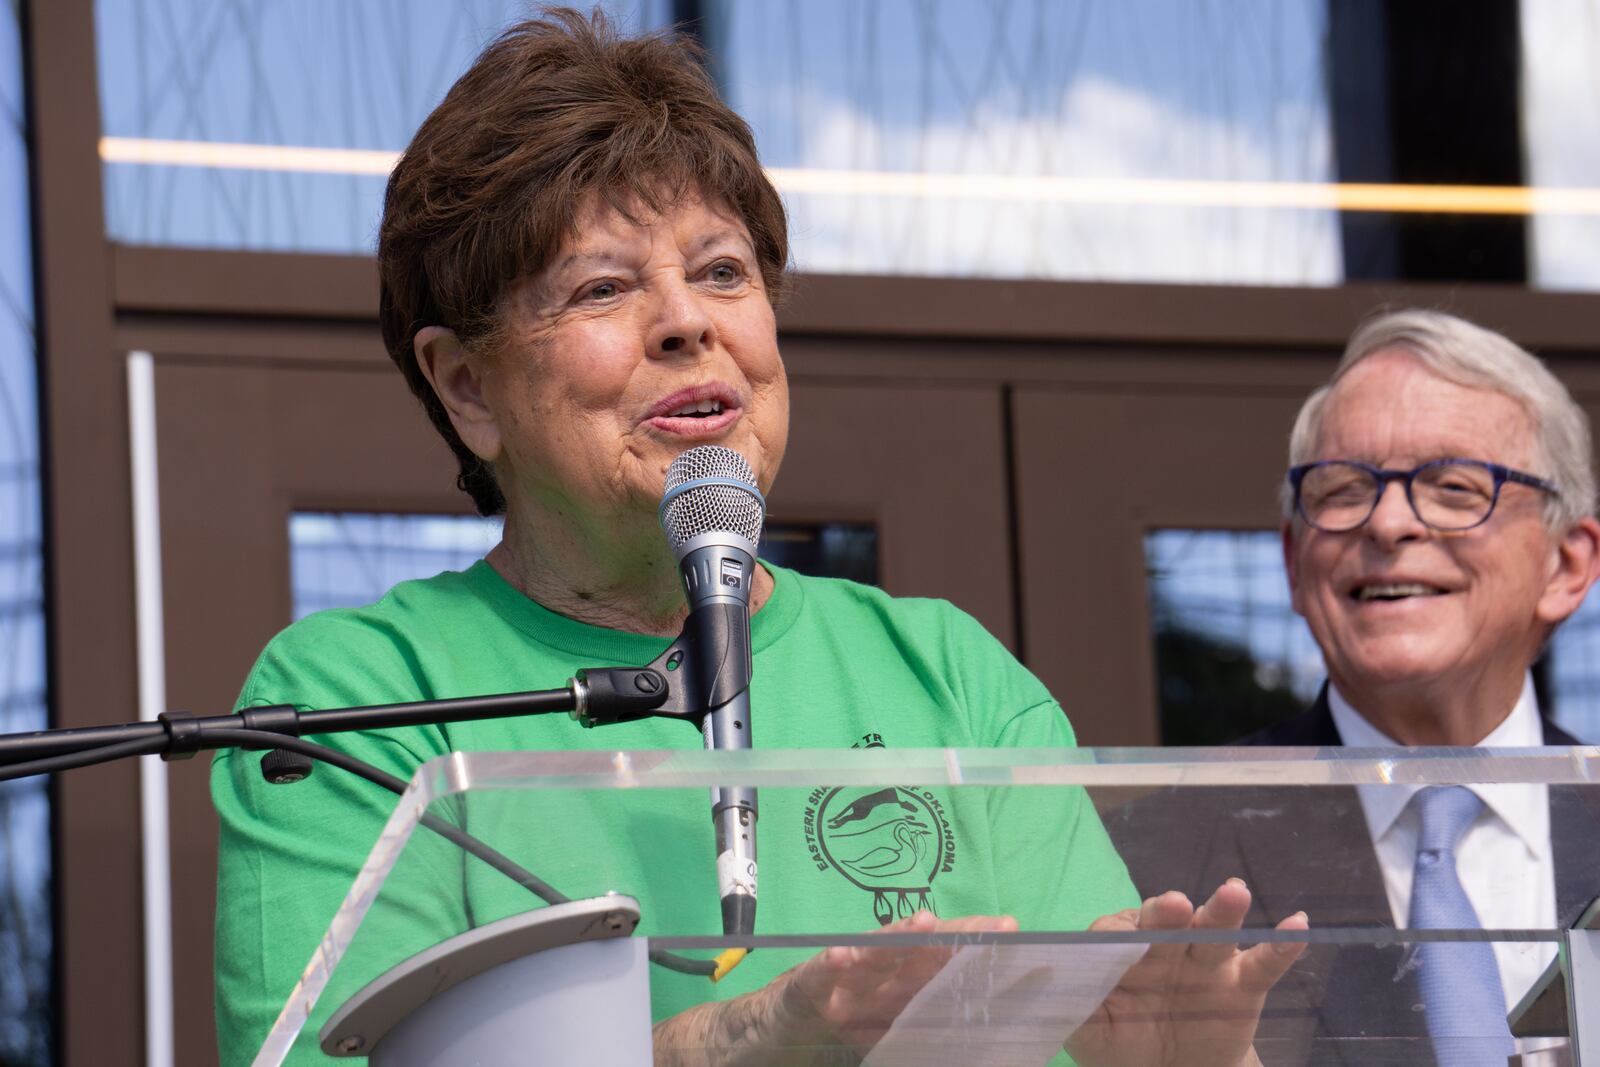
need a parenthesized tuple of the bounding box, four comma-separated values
(710, 947, 748, 982)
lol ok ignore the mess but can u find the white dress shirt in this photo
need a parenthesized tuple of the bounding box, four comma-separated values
(1327, 676, 1557, 1014)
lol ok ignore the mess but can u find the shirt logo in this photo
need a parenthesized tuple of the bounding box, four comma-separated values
(802, 783, 956, 925)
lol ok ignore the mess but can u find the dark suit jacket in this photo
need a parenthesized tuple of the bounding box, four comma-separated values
(1102, 692, 1600, 1065)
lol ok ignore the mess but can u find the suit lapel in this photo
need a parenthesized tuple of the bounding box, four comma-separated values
(1228, 691, 1599, 1061)
(1233, 784, 1429, 1060)
(1539, 718, 1600, 926)
(1237, 687, 1343, 747)
(1551, 786, 1600, 927)
(1235, 691, 1433, 1064)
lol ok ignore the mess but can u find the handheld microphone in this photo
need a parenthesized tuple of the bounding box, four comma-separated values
(659, 446, 764, 942)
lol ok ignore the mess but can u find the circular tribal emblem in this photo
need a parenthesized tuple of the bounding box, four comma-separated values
(803, 785, 956, 926)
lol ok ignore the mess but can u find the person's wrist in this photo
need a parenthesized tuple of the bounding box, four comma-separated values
(764, 965, 854, 1062)
(660, 968, 848, 1067)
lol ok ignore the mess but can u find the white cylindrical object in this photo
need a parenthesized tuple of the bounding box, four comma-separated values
(127, 350, 175, 1067)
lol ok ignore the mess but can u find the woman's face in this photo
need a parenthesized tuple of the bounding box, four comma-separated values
(478, 194, 789, 528)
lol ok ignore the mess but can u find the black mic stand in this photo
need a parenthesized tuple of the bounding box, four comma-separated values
(0, 664, 673, 778)
(0, 638, 755, 978)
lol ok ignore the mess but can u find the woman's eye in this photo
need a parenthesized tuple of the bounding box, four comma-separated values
(705, 261, 743, 286)
(582, 280, 620, 302)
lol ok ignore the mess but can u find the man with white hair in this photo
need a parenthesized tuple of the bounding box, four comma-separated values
(1249, 308, 1600, 1060)
(1277, 307, 1599, 750)
(1111, 309, 1600, 1063)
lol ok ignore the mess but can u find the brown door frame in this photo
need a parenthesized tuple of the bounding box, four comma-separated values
(26, 1, 146, 1064)
(112, 242, 1600, 353)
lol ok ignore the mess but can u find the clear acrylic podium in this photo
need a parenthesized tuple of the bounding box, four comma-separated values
(250, 747, 1600, 1065)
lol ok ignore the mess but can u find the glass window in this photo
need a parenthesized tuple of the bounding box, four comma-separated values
(95, 0, 675, 253)
(759, 521, 878, 587)
(1521, 0, 1600, 292)
(96, 2, 1600, 289)
(290, 512, 880, 618)
(716, 0, 1340, 284)
(1145, 530, 1322, 745)
(1545, 594, 1600, 742)
(95, 0, 1342, 285)
(289, 512, 503, 618)
(0, 1, 52, 1060)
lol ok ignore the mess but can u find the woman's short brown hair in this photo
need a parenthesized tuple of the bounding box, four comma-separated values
(378, 7, 789, 514)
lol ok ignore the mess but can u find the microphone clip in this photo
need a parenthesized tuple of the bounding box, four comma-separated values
(570, 600, 750, 731)
(569, 665, 674, 728)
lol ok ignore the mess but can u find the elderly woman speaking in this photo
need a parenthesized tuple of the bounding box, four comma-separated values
(212, 10, 1301, 1066)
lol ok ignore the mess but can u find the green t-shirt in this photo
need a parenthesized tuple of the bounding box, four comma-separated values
(213, 562, 1135, 1064)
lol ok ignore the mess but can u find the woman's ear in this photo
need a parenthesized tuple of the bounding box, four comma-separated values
(414, 326, 502, 462)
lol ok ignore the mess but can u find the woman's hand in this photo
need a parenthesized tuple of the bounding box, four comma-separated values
(652, 910, 1017, 1067)
(1065, 879, 1308, 1067)
(782, 910, 1018, 1054)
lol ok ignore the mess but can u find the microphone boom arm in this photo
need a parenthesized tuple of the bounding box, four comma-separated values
(571, 601, 747, 730)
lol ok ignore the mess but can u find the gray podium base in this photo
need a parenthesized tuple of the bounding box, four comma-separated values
(320, 895, 653, 1066)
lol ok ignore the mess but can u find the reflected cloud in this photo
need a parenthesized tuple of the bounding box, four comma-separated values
(781, 76, 1340, 283)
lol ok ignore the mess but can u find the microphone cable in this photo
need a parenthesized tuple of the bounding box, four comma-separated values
(210, 730, 725, 978)
(13, 728, 723, 978)
(0, 734, 172, 781)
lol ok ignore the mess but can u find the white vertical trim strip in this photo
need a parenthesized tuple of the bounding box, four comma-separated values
(127, 351, 175, 1067)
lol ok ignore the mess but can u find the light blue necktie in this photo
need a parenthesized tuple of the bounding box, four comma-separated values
(1409, 785, 1516, 1066)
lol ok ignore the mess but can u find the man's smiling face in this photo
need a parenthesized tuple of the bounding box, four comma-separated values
(1285, 348, 1566, 712)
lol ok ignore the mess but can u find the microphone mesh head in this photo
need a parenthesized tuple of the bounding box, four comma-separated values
(660, 446, 765, 550)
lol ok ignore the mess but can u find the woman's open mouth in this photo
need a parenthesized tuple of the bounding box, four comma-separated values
(647, 386, 742, 436)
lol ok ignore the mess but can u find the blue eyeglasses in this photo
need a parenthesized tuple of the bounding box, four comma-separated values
(1287, 458, 1559, 532)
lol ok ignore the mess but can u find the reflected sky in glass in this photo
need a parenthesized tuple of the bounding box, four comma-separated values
(1545, 592, 1600, 742)
(96, 0, 672, 252)
(1523, 0, 1600, 292)
(1146, 529, 1324, 704)
(95, 0, 1341, 284)
(0, 1, 53, 1062)
(717, 0, 1339, 283)
(290, 513, 503, 619)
